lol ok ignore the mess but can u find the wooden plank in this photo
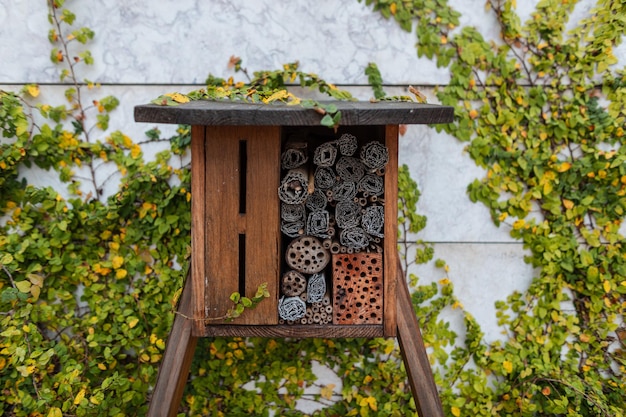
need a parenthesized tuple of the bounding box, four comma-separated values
(190, 125, 207, 336)
(396, 266, 445, 417)
(383, 125, 399, 337)
(134, 100, 455, 127)
(238, 126, 280, 325)
(204, 126, 241, 323)
(147, 275, 198, 417)
(204, 324, 384, 338)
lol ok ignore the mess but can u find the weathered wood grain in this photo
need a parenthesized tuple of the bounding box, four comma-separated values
(147, 274, 197, 417)
(240, 126, 281, 325)
(396, 265, 445, 417)
(135, 100, 454, 126)
(384, 125, 399, 337)
(203, 127, 241, 327)
(190, 126, 207, 336)
(199, 126, 281, 327)
(203, 324, 384, 338)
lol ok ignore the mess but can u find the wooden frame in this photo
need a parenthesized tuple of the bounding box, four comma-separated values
(135, 100, 453, 416)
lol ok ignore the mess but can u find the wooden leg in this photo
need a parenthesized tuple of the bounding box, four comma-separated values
(396, 268, 445, 417)
(147, 275, 198, 417)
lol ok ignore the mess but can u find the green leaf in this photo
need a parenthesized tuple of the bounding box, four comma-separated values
(15, 280, 31, 293)
(240, 297, 252, 308)
(320, 114, 335, 128)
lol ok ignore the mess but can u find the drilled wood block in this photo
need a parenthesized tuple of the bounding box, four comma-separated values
(332, 253, 383, 325)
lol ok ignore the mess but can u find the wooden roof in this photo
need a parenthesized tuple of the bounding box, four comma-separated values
(134, 100, 454, 126)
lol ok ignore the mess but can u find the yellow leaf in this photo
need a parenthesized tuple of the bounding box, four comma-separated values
(130, 144, 142, 159)
(451, 406, 461, 417)
(390, 2, 397, 14)
(26, 84, 40, 98)
(262, 89, 289, 104)
(603, 280, 611, 293)
(320, 383, 336, 400)
(30, 284, 41, 300)
(367, 396, 378, 411)
(90, 395, 101, 405)
(557, 162, 572, 172)
(97, 363, 107, 370)
(503, 360, 513, 374)
(156, 338, 166, 350)
(128, 317, 139, 328)
(47, 407, 63, 417)
(17, 364, 35, 377)
(115, 269, 128, 279)
(562, 199, 574, 210)
(28, 273, 44, 287)
(74, 388, 86, 405)
(111, 255, 124, 269)
(165, 92, 190, 103)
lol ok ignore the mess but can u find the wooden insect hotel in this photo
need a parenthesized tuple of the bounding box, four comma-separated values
(134, 100, 453, 417)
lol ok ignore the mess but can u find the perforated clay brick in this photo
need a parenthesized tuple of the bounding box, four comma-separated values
(332, 253, 383, 325)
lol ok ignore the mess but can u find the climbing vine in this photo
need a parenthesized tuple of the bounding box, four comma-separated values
(362, 0, 626, 415)
(152, 58, 356, 130)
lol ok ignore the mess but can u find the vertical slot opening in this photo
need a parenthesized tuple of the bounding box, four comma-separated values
(239, 234, 246, 297)
(239, 140, 247, 214)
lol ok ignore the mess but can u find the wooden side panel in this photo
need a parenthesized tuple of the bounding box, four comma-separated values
(203, 126, 242, 323)
(190, 125, 207, 336)
(239, 126, 280, 325)
(383, 125, 399, 337)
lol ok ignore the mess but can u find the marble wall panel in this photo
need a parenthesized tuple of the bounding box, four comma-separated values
(407, 242, 535, 342)
(4, 0, 620, 85)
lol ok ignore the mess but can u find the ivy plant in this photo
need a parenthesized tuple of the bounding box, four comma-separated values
(361, 0, 626, 415)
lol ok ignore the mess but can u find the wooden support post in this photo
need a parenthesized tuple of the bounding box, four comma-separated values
(149, 265, 445, 417)
(396, 265, 445, 417)
(147, 275, 197, 417)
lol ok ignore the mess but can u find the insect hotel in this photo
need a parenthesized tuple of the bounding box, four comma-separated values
(134, 100, 453, 417)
